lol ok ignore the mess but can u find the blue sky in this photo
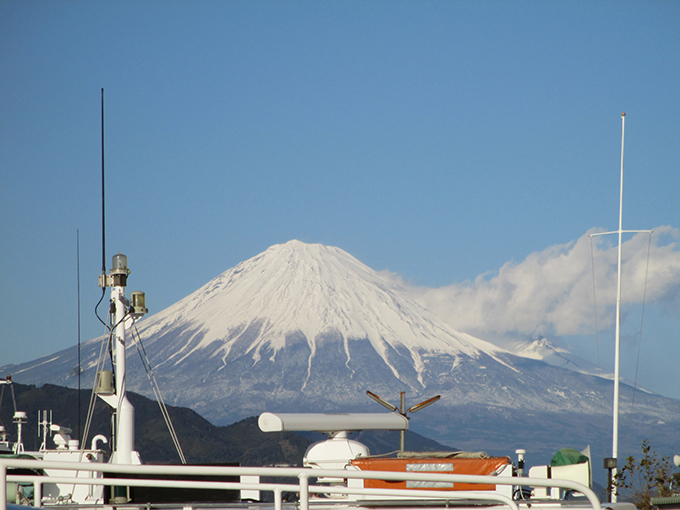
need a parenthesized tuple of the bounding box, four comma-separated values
(1, 1, 679, 401)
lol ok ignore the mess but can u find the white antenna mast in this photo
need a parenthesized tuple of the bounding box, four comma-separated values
(590, 113, 652, 502)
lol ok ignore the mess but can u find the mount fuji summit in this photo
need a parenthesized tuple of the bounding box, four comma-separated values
(4, 240, 679, 460)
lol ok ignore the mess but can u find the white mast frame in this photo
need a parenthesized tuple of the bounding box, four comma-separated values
(590, 113, 652, 501)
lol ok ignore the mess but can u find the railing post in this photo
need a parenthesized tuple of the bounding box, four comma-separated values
(298, 473, 309, 510)
(0, 464, 6, 510)
(274, 488, 282, 510)
(34, 480, 42, 507)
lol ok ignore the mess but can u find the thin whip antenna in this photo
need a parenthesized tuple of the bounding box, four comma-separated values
(77, 229, 82, 444)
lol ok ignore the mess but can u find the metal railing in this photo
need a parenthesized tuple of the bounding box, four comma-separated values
(0, 458, 601, 510)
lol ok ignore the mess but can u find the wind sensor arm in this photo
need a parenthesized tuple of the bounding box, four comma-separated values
(408, 395, 441, 413)
(365, 391, 441, 418)
(365, 390, 441, 452)
(366, 391, 397, 412)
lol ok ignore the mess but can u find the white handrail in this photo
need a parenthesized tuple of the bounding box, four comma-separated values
(0, 458, 601, 510)
(4, 473, 520, 510)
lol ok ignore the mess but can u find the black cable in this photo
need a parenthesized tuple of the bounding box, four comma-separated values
(94, 287, 109, 330)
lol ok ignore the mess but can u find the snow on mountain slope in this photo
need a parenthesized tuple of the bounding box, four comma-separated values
(510, 336, 654, 394)
(511, 336, 606, 373)
(137, 240, 508, 382)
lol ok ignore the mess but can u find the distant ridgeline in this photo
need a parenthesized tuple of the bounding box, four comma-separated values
(0, 382, 451, 465)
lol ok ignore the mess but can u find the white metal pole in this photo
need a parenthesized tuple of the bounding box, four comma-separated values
(298, 474, 309, 510)
(611, 112, 625, 501)
(274, 488, 282, 510)
(112, 286, 126, 400)
(399, 392, 405, 452)
(112, 286, 134, 465)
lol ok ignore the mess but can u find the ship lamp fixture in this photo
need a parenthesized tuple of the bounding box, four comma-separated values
(130, 291, 148, 318)
(99, 252, 131, 287)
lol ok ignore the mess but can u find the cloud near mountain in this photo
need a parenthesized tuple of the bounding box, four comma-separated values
(396, 226, 680, 337)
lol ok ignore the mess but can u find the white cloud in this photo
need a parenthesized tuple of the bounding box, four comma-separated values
(396, 226, 680, 338)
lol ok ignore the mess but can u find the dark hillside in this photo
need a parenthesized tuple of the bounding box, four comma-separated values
(1, 383, 452, 465)
(0, 382, 310, 465)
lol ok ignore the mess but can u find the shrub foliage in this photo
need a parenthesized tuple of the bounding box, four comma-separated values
(614, 440, 680, 510)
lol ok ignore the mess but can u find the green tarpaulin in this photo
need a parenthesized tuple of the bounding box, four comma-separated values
(550, 448, 588, 466)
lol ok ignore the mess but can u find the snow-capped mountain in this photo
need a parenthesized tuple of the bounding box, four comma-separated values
(3, 240, 679, 464)
(139, 239, 509, 387)
(508, 336, 611, 376)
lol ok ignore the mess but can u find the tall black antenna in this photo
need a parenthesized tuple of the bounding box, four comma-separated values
(101, 88, 106, 275)
(94, 88, 109, 331)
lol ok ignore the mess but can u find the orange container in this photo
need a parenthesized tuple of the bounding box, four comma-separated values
(351, 456, 511, 491)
